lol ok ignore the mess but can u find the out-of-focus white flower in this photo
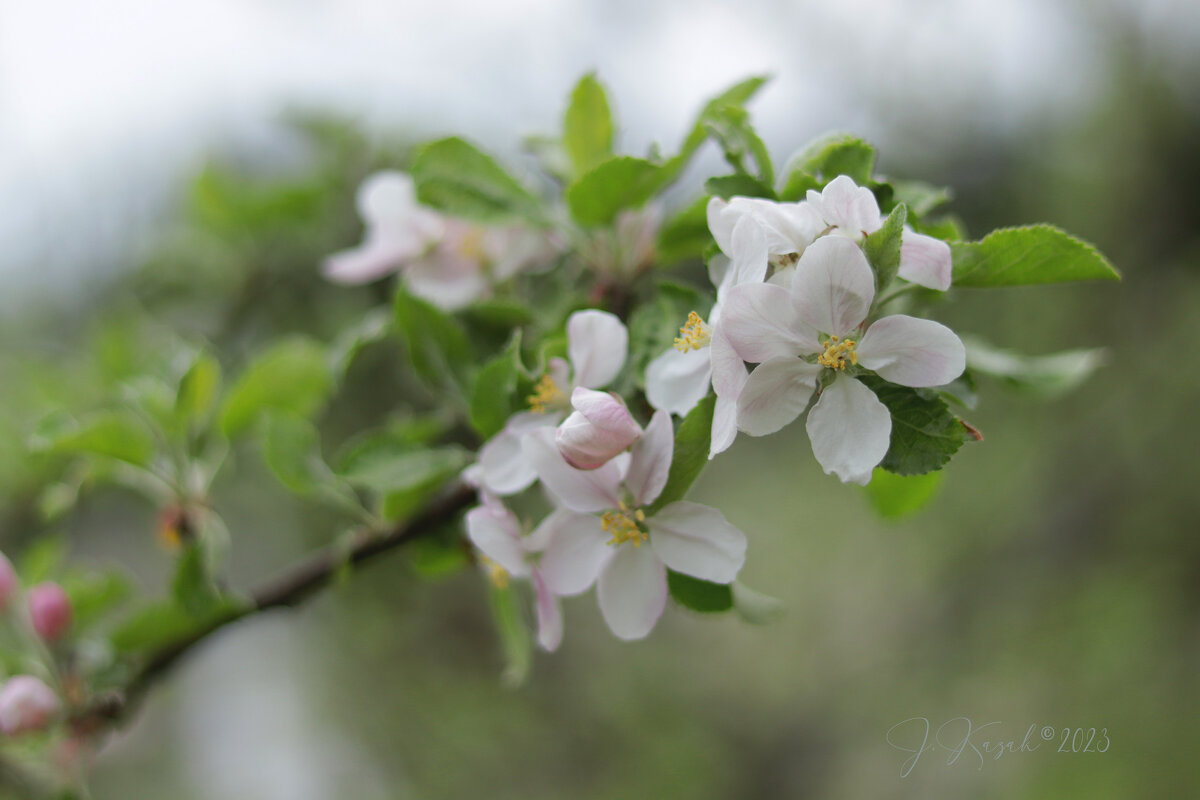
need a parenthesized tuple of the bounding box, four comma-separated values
(476, 310, 628, 495)
(523, 411, 747, 640)
(707, 195, 824, 267)
(0, 676, 59, 735)
(578, 205, 663, 280)
(555, 388, 643, 469)
(722, 236, 965, 484)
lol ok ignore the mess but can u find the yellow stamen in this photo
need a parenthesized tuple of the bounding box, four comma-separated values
(527, 373, 564, 413)
(600, 501, 648, 547)
(674, 311, 712, 352)
(817, 334, 858, 370)
(481, 556, 510, 589)
(457, 226, 487, 263)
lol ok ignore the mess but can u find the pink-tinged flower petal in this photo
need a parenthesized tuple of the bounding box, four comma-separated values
(736, 358, 822, 436)
(708, 326, 749, 459)
(857, 315, 966, 387)
(522, 428, 623, 513)
(532, 570, 563, 652)
(404, 252, 489, 311)
(322, 236, 408, 285)
(727, 217, 769, 286)
(647, 501, 747, 584)
(477, 412, 560, 496)
(721, 283, 819, 363)
(556, 388, 643, 469)
(898, 228, 952, 291)
(597, 544, 668, 641)
(627, 410, 674, 507)
(28, 583, 71, 642)
(709, 393, 739, 458)
(645, 347, 712, 417)
(0, 676, 59, 736)
(709, 197, 823, 258)
(805, 376, 892, 485)
(806, 175, 881, 238)
(465, 505, 528, 578)
(0, 553, 16, 613)
(537, 511, 613, 596)
(567, 309, 628, 389)
(790, 236, 875, 337)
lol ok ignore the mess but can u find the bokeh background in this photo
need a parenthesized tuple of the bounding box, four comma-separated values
(2, 0, 1198, 796)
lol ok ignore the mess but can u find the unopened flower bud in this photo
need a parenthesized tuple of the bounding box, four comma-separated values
(0, 676, 60, 735)
(555, 388, 642, 470)
(28, 583, 72, 642)
(0, 553, 17, 613)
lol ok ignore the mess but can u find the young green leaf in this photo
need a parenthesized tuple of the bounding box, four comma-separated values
(410, 137, 543, 223)
(394, 285, 472, 392)
(647, 394, 715, 513)
(220, 337, 333, 437)
(260, 413, 332, 494)
(488, 582, 532, 687)
(864, 468, 945, 519)
(565, 156, 663, 226)
(172, 543, 222, 618)
(656, 196, 711, 266)
(175, 351, 222, 428)
(731, 582, 783, 624)
(667, 570, 734, 613)
(337, 442, 469, 495)
(890, 179, 953, 218)
(564, 73, 615, 177)
(962, 336, 1106, 397)
(31, 410, 156, 468)
(469, 335, 522, 439)
(778, 133, 877, 197)
(950, 225, 1120, 287)
(705, 174, 776, 200)
(862, 202, 907, 293)
(666, 76, 769, 179)
(861, 376, 970, 476)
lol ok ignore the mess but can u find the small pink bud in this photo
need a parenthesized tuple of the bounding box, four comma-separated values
(555, 388, 643, 470)
(0, 553, 18, 613)
(0, 676, 60, 735)
(28, 583, 72, 642)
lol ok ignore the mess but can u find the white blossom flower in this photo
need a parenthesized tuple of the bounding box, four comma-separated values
(806, 175, 953, 291)
(555, 388, 643, 469)
(0, 676, 59, 735)
(721, 236, 966, 484)
(522, 410, 747, 640)
(706, 195, 824, 267)
(476, 310, 628, 495)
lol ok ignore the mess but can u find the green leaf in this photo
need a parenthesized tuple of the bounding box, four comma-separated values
(337, 441, 469, 496)
(30, 410, 156, 467)
(260, 413, 332, 494)
(862, 202, 907, 293)
(950, 225, 1120, 287)
(656, 197, 711, 266)
(175, 351, 221, 427)
(18, 535, 68, 584)
(864, 468, 945, 519)
(731, 582, 783, 624)
(172, 543, 222, 617)
(667, 570, 733, 613)
(488, 582, 532, 687)
(393, 285, 472, 391)
(890, 179, 952, 218)
(110, 600, 244, 656)
(564, 73, 615, 177)
(778, 133, 876, 197)
(220, 338, 333, 437)
(705, 174, 776, 200)
(962, 336, 1106, 397)
(647, 394, 715, 514)
(667, 76, 769, 178)
(410, 137, 543, 223)
(703, 104, 774, 186)
(328, 308, 393, 378)
(861, 377, 970, 475)
(62, 570, 133, 632)
(463, 299, 535, 329)
(917, 215, 968, 242)
(470, 335, 522, 439)
(566, 156, 663, 226)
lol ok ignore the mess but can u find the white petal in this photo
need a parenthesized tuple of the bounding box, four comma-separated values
(857, 315, 966, 387)
(477, 412, 559, 496)
(645, 347, 712, 416)
(556, 388, 643, 469)
(597, 544, 668, 641)
(706, 197, 735, 255)
(567, 310, 628, 389)
(322, 239, 406, 285)
(736, 358, 822, 436)
(898, 229, 953, 291)
(404, 253, 488, 311)
(626, 409, 674, 507)
(708, 326, 749, 459)
(648, 501, 747, 584)
(707, 253, 732, 294)
(790, 236, 875, 336)
(805, 376, 891, 485)
(465, 505, 528, 577)
(522, 428, 623, 513)
(807, 175, 881, 237)
(356, 171, 418, 223)
(727, 216, 769, 286)
(532, 570, 564, 652)
(720, 283, 818, 362)
(709, 392, 739, 458)
(537, 511, 613, 596)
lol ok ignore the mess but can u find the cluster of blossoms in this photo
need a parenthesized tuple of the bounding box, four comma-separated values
(330, 171, 968, 648)
(0, 554, 72, 736)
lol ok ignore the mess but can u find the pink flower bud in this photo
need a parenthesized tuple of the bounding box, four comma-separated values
(555, 388, 643, 470)
(0, 553, 17, 613)
(0, 676, 60, 735)
(28, 583, 72, 642)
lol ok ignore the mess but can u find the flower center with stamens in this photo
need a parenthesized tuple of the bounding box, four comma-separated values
(601, 501, 647, 547)
(674, 311, 712, 352)
(457, 226, 487, 263)
(817, 335, 858, 370)
(527, 373, 564, 413)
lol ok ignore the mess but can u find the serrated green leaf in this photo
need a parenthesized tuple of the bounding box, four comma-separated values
(176, 351, 221, 427)
(962, 336, 1106, 397)
(31, 409, 156, 467)
(863, 203, 907, 293)
(864, 468, 945, 519)
(778, 133, 876, 196)
(950, 225, 1120, 287)
(564, 73, 614, 177)
(860, 377, 969, 475)
(647, 394, 715, 513)
(566, 156, 663, 226)
(656, 196, 711, 266)
(667, 570, 733, 613)
(705, 174, 776, 200)
(220, 338, 333, 437)
(394, 285, 472, 391)
(410, 136, 543, 223)
(172, 543, 222, 617)
(470, 336, 522, 439)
